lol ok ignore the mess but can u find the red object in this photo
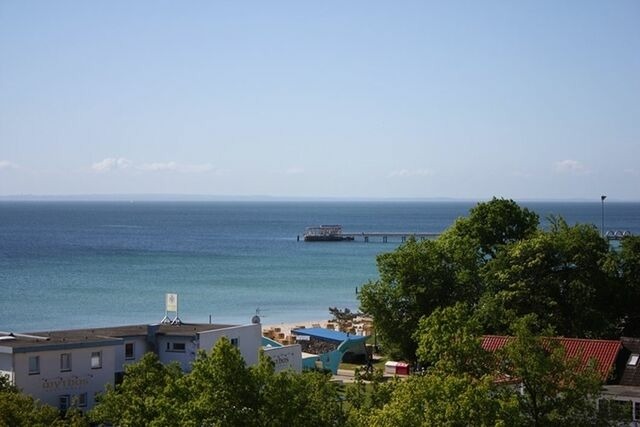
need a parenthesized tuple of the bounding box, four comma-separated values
(482, 335, 621, 381)
(395, 362, 410, 375)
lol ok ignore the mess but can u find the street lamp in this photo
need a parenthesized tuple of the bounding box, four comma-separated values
(601, 195, 607, 237)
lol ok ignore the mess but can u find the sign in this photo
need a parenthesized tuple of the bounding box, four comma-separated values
(295, 335, 310, 341)
(42, 376, 89, 391)
(166, 293, 178, 312)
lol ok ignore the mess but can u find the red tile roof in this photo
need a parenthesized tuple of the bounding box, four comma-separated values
(482, 335, 622, 381)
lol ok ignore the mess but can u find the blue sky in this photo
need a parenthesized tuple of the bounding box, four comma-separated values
(1, 1, 639, 200)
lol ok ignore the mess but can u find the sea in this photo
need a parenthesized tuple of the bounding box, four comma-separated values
(1, 201, 638, 333)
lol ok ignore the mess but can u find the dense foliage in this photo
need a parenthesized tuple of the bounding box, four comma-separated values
(0, 375, 88, 427)
(89, 338, 342, 427)
(360, 198, 640, 360)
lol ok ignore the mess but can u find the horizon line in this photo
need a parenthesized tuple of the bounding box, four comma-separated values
(0, 194, 638, 203)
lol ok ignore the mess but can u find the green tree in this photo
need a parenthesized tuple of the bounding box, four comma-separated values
(414, 303, 491, 376)
(617, 236, 640, 335)
(359, 238, 473, 360)
(89, 352, 183, 426)
(498, 316, 605, 426)
(442, 197, 539, 260)
(252, 352, 342, 427)
(0, 388, 65, 427)
(360, 198, 539, 360)
(359, 373, 516, 427)
(482, 220, 623, 337)
(179, 337, 258, 427)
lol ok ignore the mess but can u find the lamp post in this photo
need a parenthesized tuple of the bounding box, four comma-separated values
(601, 195, 607, 237)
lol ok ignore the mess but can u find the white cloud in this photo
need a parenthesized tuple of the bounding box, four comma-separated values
(0, 160, 19, 170)
(91, 157, 131, 173)
(138, 161, 179, 172)
(554, 159, 588, 175)
(137, 162, 214, 173)
(91, 158, 214, 174)
(388, 168, 435, 178)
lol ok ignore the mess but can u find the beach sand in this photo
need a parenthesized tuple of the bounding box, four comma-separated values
(262, 319, 332, 338)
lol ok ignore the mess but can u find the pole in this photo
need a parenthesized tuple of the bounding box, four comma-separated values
(601, 195, 607, 237)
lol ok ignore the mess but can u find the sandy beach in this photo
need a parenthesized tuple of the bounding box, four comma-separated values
(262, 319, 332, 338)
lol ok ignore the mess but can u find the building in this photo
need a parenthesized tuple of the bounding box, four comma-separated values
(482, 335, 640, 424)
(0, 321, 262, 411)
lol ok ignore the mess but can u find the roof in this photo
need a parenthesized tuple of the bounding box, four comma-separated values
(0, 323, 235, 352)
(603, 385, 640, 400)
(619, 337, 640, 387)
(482, 335, 622, 381)
(291, 328, 368, 343)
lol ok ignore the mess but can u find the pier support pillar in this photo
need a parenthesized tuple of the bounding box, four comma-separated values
(383, 236, 388, 243)
(364, 236, 369, 243)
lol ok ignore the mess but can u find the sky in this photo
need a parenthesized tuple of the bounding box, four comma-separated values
(1, 1, 639, 200)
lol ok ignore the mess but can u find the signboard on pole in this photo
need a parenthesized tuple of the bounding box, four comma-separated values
(166, 293, 178, 312)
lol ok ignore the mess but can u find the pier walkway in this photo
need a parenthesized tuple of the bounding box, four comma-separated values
(341, 232, 440, 243)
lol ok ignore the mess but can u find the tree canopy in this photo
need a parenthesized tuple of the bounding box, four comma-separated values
(360, 198, 640, 361)
(89, 337, 342, 427)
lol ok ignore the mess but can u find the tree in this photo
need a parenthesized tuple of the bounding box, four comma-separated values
(497, 316, 607, 426)
(359, 198, 539, 361)
(0, 385, 66, 427)
(179, 337, 258, 426)
(90, 340, 345, 427)
(414, 303, 491, 377)
(442, 197, 539, 260)
(616, 236, 640, 336)
(358, 373, 517, 427)
(482, 219, 623, 338)
(89, 352, 183, 426)
(254, 352, 340, 427)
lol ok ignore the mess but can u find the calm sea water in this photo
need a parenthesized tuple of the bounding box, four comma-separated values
(1, 201, 638, 332)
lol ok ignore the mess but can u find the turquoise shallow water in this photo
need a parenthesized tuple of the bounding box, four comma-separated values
(1, 201, 638, 332)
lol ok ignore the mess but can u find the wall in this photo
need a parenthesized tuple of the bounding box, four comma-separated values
(156, 335, 197, 371)
(114, 336, 148, 371)
(263, 344, 302, 373)
(198, 324, 261, 366)
(12, 344, 118, 409)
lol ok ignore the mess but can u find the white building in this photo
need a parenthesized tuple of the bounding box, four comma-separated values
(0, 321, 263, 411)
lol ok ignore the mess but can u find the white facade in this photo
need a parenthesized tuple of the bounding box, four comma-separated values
(0, 335, 121, 411)
(263, 344, 302, 373)
(198, 323, 262, 367)
(0, 321, 266, 411)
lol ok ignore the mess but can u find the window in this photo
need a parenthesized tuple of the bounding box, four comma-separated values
(28, 356, 40, 375)
(230, 338, 239, 347)
(167, 342, 186, 352)
(60, 353, 71, 372)
(59, 395, 70, 411)
(91, 351, 102, 369)
(628, 353, 639, 366)
(77, 392, 87, 407)
(125, 342, 135, 360)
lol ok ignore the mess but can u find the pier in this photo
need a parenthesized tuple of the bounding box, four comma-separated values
(300, 224, 441, 243)
(297, 231, 441, 243)
(342, 232, 440, 243)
